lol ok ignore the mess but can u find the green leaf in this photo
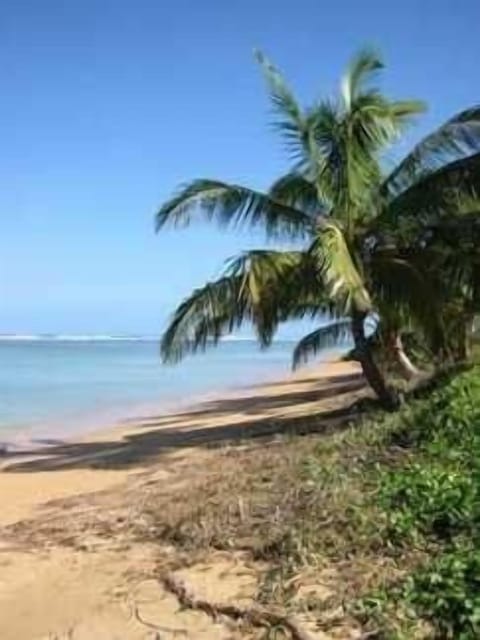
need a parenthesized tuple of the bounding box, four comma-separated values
(292, 320, 352, 369)
(268, 173, 324, 218)
(156, 179, 316, 239)
(255, 49, 314, 168)
(161, 248, 331, 362)
(314, 221, 371, 313)
(383, 105, 480, 198)
(380, 152, 480, 230)
(341, 46, 384, 110)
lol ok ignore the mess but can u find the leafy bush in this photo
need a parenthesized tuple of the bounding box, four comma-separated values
(408, 366, 480, 448)
(403, 549, 480, 639)
(379, 464, 480, 542)
(356, 550, 480, 639)
(356, 366, 480, 638)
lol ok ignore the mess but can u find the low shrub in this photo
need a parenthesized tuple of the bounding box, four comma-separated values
(356, 366, 480, 638)
(379, 463, 480, 543)
(403, 549, 480, 639)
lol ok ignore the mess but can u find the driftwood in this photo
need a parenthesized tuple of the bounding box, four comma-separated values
(161, 572, 318, 640)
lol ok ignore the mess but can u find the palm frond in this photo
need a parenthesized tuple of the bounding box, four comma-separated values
(382, 151, 480, 231)
(255, 50, 318, 170)
(313, 222, 371, 313)
(307, 97, 384, 221)
(335, 49, 424, 218)
(306, 101, 344, 210)
(225, 248, 304, 308)
(292, 320, 352, 369)
(341, 47, 384, 110)
(311, 93, 423, 221)
(268, 172, 324, 218)
(156, 179, 316, 238)
(254, 49, 302, 126)
(383, 105, 480, 197)
(161, 248, 330, 363)
(351, 93, 425, 148)
(369, 251, 446, 351)
(225, 248, 334, 337)
(160, 275, 246, 363)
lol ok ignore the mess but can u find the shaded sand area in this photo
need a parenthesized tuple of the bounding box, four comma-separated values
(0, 360, 368, 639)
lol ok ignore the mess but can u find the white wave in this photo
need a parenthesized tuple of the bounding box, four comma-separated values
(0, 334, 157, 342)
(53, 335, 149, 342)
(0, 334, 46, 341)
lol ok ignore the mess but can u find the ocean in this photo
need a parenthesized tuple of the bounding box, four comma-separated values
(0, 336, 344, 441)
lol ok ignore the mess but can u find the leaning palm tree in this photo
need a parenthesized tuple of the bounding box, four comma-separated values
(156, 48, 480, 409)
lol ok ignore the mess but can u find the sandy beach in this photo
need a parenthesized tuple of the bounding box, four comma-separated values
(0, 360, 365, 639)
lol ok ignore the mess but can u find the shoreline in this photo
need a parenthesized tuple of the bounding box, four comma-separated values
(0, 350, 345, 452)
(0, 358, 361, 527)
(1, 336, 335, 448)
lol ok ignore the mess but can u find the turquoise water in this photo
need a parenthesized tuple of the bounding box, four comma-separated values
(0, 338, 342, 440)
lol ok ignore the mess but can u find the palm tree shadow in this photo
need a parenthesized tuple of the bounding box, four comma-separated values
(2, 372, 366, 473)
(127, 373, 364, 426)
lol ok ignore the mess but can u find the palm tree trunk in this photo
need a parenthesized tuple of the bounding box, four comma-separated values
(351, 311, 400, 411)
(389, 333, 420, 379)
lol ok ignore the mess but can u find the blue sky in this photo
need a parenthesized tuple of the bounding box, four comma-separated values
(1, 0, 479, 334)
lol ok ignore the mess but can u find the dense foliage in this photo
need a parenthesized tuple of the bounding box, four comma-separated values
(356, 366, 480, 638)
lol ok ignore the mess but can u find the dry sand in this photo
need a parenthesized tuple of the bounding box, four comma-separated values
(0, 360, 364, 639)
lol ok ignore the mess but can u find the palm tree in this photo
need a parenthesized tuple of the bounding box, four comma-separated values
(156, 48, 480, 409)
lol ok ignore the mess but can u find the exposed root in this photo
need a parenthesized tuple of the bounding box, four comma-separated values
(161, 572, 318, 640)
(130, 598, 188, 636)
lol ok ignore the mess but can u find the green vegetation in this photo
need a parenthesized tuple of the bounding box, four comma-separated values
(138, 365, 480, 638)
(379, 463, 478, 542)
(156, 47, 480, 410)
(353, 365, 480, 638)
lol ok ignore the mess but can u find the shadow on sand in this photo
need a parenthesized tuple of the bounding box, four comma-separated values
(1, 372, 366, 474)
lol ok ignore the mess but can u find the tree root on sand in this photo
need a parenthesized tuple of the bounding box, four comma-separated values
(161, 572, 318, 640)
(130, 598, 188, 637)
